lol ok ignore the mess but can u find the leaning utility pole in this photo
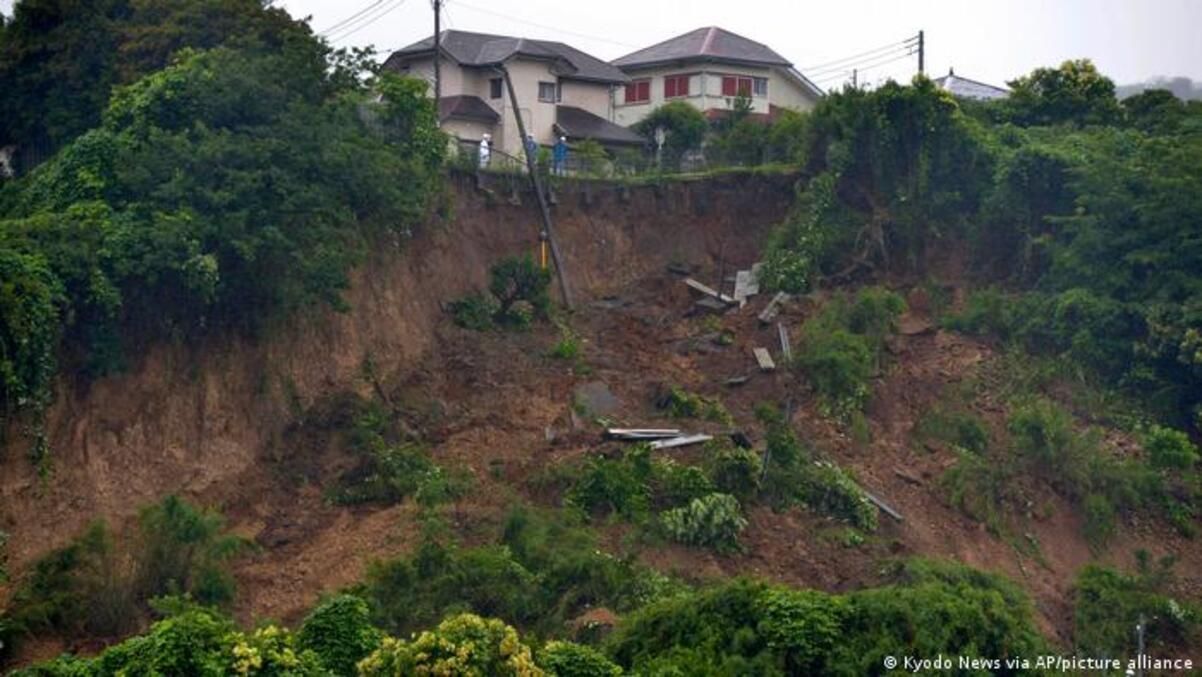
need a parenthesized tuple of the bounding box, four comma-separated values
(432, 0, 443, 102)
(499, 65, 574, 309)
(917, 29, 925, 75)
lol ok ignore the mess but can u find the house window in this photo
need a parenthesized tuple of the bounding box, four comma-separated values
(721, 76, 754, 97)
(538, 81, 560, 103)
(753, 77, 768, 97)
(664, 74, 690, 98)
(624, 79, 651, 104)
(489, 78, 503, 99)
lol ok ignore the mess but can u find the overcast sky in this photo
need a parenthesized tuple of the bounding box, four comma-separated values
(3, 0, 1200, 87)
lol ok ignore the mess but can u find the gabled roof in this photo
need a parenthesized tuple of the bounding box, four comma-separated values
(438, 95, 500, 123)
(387, 30, 629, 84)
(933, 69, 1009, 101)
(555, 106, 646, 146)
(613, 26, 792, 69)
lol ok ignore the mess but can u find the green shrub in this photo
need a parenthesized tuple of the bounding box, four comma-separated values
(539, 641, 622, 677)
(1143, 425, 1199, 469)
(846, 287, 906, 347)
(917, 406, 991, 453)
(660, 493, 747, 553)
(706, 444, 762, 500)
(1008, 399, 1090, 493)
(649, 458, 715, 508)
(134, 495, 248, 606)
(660, 386, 733, 424)
(941, 450, 1015, 534)
(358, 614, 540, 676)
(757, 588, 848, 675)
(1073, 558, 1200, 658)
(796, 462, 879, 532)
(449, 292, 498, 330)
(565, 448, 652, 521)
(631, 102, 706, 169)
(943, 288, 1017, 338)
(331, 407, 437, 506)
(1082, 493, 1117, 548)
(796, 326, 874, 419)
(297, 594, 382, 675)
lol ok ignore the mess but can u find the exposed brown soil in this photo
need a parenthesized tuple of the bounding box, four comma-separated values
(4, 172, 1202, 664)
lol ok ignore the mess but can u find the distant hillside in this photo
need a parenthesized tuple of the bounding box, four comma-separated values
(1118, 76, 1202, 100)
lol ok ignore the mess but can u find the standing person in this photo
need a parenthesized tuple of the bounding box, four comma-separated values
(478, 133, 491, 169)
(553, 136, 568, 176)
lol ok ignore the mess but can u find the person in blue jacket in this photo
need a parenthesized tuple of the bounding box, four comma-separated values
(553, 136, 569, 176)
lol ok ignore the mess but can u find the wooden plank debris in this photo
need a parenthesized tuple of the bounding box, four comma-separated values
(758, 292, 790, 324)
(724, 375, 750, 387)
(606, 428, 682, 440)
(685, 278, 736, 305)
(894, 468, 924, 486)
(649, 434, 713, 450)
(753, 347, 776, 372)
(862, 490, 904, 522)
(777, 322, 793, 362)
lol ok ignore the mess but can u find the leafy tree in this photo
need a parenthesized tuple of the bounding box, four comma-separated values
(538, 641, 622, 677)
(1004, 59, 1122, 126)
(133, 494, 248, 605)
(1074, 556, 1200, 658)
(297, 594, 382, 675)
(632, 102, 706, 169)
(358, 613, 543, 677)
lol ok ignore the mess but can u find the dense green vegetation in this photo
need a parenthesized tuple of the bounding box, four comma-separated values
(0, 1, 444, 471)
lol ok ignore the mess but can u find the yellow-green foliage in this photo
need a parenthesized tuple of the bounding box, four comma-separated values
(357, 613, 543, 677)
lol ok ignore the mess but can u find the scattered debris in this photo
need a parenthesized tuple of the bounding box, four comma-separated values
(590, 296, 627, 310)
(685, 278, 736, 305)
(724, 375, 750, 387)
(667, 262, 692, 276)
(650, 433, 713, 450)
(758, 291, 790, 324)
(729, 430, 753, 449)
(753, 347, 776, 372)
(894, 468, 924, 486)
(862, 489, 904, 522)
(897, 313, 936, 336)
(606, 428, 682, 440)
(573, 381, 621, 418)
(691, 296, 730, 316)
(733, 264, 762, 305)
(777, 322, 793, 362)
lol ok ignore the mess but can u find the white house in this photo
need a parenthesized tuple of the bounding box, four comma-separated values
(933, 68, 1010, 101)
(611, 27, 824, 127)
(384, 30, 644, 159)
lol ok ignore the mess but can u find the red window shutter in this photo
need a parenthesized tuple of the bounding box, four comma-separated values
(722, 76, 736, 96)
(738, 78, 752, 96)
(678, 76, 689, 96)
(664, 77, 676, 99)
(638, 81, 650, 101)
(625, 83, 635, 103)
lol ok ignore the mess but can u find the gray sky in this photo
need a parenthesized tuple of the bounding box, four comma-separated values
(3, 0, 1200, 87)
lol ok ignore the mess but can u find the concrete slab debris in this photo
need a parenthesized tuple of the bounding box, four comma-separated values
(649, 434, 714, 450)
(777, 322, 793, 362)
(606, 428, 682, 440)
(753, 347, 776, 371)
(758, 291, 790, 324)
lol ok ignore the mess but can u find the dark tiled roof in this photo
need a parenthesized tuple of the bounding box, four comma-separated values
(388, 30, 629, 84)
(555, 106, 646, 146)
(613, 27, 791, 69)
(438, 95, 500, 122)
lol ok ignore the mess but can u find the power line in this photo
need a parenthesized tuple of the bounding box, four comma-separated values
(806, 43, 915, 77)
(319, 0, 385, 36)
(801, 35, 919, 74)
(453, 0, 640, 49)
(812, 50, 917, 86)
(327, 0, 409, 42)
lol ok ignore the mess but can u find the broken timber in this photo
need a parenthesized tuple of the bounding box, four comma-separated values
(649, 434, 713, 450)
(862, 490, 904, 522)
(753, 347, 776, 371)
(777, 322, 793, 362)
(685, 278, 737, 306)
(758, 292, 789, 324)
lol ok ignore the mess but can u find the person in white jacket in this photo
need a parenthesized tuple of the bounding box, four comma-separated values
(478, 134, 491, 169)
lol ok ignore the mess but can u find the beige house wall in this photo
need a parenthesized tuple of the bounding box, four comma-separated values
(387, 55, 617, 159)
(614, 63, 819, 127)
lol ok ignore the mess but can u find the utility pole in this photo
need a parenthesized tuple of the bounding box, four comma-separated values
(432, 0, 443, 103)
(499, 65, 574, 309)
(852, 69, 857, 89)
(917, 29, 925, 75)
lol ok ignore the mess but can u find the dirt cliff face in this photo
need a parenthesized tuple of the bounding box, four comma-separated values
(0, 172, 797, 572)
